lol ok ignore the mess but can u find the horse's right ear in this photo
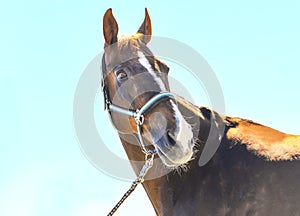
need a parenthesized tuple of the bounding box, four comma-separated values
(103, 8, 119, 46)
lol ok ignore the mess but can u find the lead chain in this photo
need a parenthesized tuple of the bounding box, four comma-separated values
(107, 153, 155, 216)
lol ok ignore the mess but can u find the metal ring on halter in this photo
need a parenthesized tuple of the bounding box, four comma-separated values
(133, 111, 145, 126)
(145, 151, 155, 162)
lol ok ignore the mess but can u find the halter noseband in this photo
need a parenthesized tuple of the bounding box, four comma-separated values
(102, 82, 176, 155)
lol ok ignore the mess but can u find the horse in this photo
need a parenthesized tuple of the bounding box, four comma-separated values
(101, 8, 300, 216)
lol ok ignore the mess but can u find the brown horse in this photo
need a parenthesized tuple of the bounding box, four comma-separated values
(101, 8, 300, 216)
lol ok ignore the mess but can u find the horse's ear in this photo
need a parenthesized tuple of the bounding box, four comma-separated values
(137, 8, 152, 44)
(156, 59, 169, 74)
(103, 8, 119, 46)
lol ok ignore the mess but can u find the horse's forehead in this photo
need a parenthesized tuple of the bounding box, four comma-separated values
(104, 37, 150, 71)
(105, 47, 138, 69)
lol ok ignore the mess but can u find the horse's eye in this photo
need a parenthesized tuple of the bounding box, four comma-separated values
(116, 70, 128, 81)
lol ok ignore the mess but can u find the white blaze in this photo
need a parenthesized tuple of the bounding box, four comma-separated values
(171, 100, 194, 153)
(137, 51, 166, 91)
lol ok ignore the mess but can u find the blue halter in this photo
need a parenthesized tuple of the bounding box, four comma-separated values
(103, 85, 176, 155)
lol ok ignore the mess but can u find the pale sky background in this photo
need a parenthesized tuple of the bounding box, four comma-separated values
(1, 0, 300, 216)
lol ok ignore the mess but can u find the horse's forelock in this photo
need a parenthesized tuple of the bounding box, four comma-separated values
(103, 34, 155, 72)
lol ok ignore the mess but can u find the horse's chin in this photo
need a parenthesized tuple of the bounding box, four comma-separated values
(155, 138, 194, 168)
(156, 147, 194, 168)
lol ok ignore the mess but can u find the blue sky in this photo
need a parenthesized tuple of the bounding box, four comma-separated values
(1, 0, 299, 215)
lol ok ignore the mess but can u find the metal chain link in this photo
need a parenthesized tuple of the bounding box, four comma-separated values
(107, 178, 142, 216)
(107, 153, 155, 216)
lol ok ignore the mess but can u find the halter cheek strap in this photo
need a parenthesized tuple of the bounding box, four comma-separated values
(102, 86, 176, 155)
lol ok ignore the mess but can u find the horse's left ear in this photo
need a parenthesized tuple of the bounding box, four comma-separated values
(137, 8, 152, 44)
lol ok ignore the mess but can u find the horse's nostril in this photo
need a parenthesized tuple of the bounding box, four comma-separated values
(167, 132, 177, 147)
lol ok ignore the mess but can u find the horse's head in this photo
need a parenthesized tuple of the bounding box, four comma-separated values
(101, 8, 194, 167)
